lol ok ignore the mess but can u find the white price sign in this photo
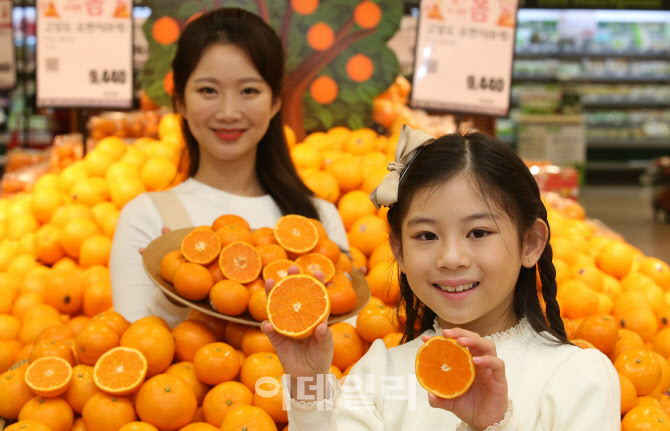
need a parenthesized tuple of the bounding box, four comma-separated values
(36, 0, 133, 108)
(0, 0, 15, 90)
(411, 0, 518, 117)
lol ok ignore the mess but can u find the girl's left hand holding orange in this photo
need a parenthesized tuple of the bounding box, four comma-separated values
(421, 327, 509, 430)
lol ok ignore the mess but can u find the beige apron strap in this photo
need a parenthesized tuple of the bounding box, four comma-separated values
(148, 190, 193, 230)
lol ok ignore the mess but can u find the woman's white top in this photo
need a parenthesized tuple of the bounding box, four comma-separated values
(109, 178, 349, 328)
(285, 317, 621, 430)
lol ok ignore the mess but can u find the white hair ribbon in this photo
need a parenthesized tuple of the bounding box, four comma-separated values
(369, 124, 435, 209)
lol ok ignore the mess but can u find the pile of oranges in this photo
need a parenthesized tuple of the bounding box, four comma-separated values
(0, 100, 669, 429)
(159, 213, 357, 320)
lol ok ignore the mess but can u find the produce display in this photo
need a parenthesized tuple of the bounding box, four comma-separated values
(0, 78, 669, 430)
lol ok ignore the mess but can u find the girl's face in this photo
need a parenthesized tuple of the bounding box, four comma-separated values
(178, 43, 280, 171)
(393, 174, 542, 336)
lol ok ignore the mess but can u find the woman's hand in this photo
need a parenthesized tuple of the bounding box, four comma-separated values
(261, 266, 334, 401)
(421, 328, 509, 430)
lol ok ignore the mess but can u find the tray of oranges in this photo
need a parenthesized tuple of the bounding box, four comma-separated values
(142, 214, 370, 326)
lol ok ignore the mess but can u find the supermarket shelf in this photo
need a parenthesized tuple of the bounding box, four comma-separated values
(582, 99, 670, 109)
(586, 160, 651, 171)
(587, 137, 670, 149)
(515, 49, 670, 60)
(513, 73, 670, 84)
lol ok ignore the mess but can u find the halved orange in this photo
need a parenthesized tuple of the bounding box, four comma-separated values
(415, 336, 475, 399)
(93, 346, 148, 395)
(25, 356, 73, 397)
(218, 241, 262, 284)
(295, 253, 336, 284)
(266, 274, 330, 339)
(273, 214, 319, 254)
(181, 229, 221, 265)
(262, 259, 297, 282)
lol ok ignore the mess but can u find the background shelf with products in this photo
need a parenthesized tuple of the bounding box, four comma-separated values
(499, 8, 670, 183)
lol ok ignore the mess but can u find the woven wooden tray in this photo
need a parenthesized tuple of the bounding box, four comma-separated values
(142, 228, 370, 326)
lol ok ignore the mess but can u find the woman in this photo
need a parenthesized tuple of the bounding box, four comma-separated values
(110, 8, 348, 327)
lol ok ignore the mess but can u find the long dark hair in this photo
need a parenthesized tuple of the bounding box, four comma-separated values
(387, 131, 567, 345)
(171, 8, 319, 219)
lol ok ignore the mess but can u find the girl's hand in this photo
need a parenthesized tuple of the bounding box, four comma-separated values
(421, 328, 509, 430)
(261, 266, 334, 401)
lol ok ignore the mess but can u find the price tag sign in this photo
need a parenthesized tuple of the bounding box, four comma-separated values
(411, 0, 518, 117)
(0, 0, 16, 90)
(36, 0, 133, 108)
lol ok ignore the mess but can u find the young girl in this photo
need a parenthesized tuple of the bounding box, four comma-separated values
(262, 125, 620, 429)
(110, 8, 348, 327)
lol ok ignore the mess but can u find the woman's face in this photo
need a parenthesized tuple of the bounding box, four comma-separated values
(178, 43, 280, 170)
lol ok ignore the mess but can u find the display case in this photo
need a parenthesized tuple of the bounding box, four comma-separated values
(503, 9, 670, 181)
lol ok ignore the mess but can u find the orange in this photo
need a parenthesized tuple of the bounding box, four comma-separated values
(570, 338, 596, 349)
(34, 224, 66, 265)
(415, 336, 475, 399)
(346, 53, 374, 83)
(178, 423, 218, 431)
(327, 273, 357, 316)
(181, 229, 221, 265)
(152, 16, 180, 45)
(81, 392, 137, 431)
(366, 263, 401, 305)
(210, 280, 250, 317)
(571, 264, 604, 292)
(653, 328, 670, 359)
(383, 332, 403, 348)
(239, 352, 284, 392)
(622, 405, 670, 431)
(82, 281, 113, 318)
(223, 322, 247, 350)
(368, 243, 395, 269)
(295, 252, 336, 284)
(330, 322, 366, 371)
(250, 227, 277, 246)
(274, 214, 319, 254)
(160, 250, 186, 283)
(212, 214, 250, 232)
(324, 154, 363, 193)
(615, 348, 662, 396)
(306, 22, 334, 51)
(253, 376, 287, 423)
(302, 170, 340, 203)
(18, 396, 74, 431)
(239, 327, 274, 356)
(135, 373, 198, 431)
(187, 309, 227, 341)
(75, 320, 120, 365)
(5, 421, 52, 431)
(193, 342, 240, 386)
(93, 346, 147, 395)
(356, 302, 397, 343)
(89, 310, 130, 336)
(220, 405, 277, 431)
(650, 352, 670, 398)
(25, 356, 73, 398)
(215, 224, 253, 248)
(618, 306, 658, 342)
(248, 288, 269, 322)
(119, 318, 175, 377)
(0, 364, 34, 419)
(119, 423, 159, 431)
(337, 190, 377, 230)
(575, 314, 618, 355)
(353, 0, 382, 28)
(558, 282, 599, 319)
(267, 274, 330, 339)
(62, 364, 100, 414)
(262, 258, 296, 282)
(28, 338, 76, 365)
(638, 257, 670, 289)
(256, 243, 288, 267)
(343, 128, 378, 156)
(610, 328, 646, 362)
(218, 242, 262, 284)
(620, 372, 637, 415)
(291, 0, 318, 15)
(596, 241, 634, 279)
(171, 320, 218, 363)
(60, 217, 101, 258)
(79, 235, 112, 269)
(44, 268, 85, 315)
(312, 238, 341, 265)
(173, 262, 215, 301)
(140, 157, 177, 191)
(201, 381, 253, 427)
(165, 362, 210, 406)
